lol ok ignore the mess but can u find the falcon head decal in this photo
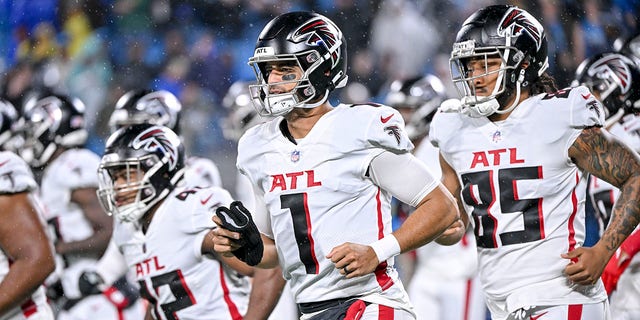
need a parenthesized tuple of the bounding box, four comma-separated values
(290, 17, 343, 69)
(132, 126, 179, 170)
(497, 7, 544, 50)
(588, 54, 634, 94)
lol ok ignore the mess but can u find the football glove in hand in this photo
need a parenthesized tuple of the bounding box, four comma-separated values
(78, 271, 105, 296)
(215, 201, 264, 266)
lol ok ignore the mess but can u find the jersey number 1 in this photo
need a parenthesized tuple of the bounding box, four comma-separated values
(281, 193, 320, 274)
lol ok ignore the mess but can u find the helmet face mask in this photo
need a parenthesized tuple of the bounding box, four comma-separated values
(248, 58, 317, 116)
(450, 5, 548, 117)
(450, 43, 512, 115)
(98, 155, 160, 223)
(247, 11, 348, 116)
(97, 124, 185, 223)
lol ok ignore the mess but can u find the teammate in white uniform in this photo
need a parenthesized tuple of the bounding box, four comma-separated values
(221, 81, 299, 320)
(20, 92, 143, 319)
(385, 75, 486, 320)
(79, 89, 224, 293)
(97, 123, 280, 319)
(0, 97, 55, 320)
(574, 51, 640, 320)
(430, 5, 640, 320)
(212, 11, 460, 320)
(83, 89, 281, 318)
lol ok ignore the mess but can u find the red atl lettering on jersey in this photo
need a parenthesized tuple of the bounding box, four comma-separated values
(269, 170, 322, 192)
(135, 256, 166, 277)
(470, 148, 524, 169)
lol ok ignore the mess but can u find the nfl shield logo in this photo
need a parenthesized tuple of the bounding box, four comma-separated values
(492, 130, 502, 143)
(291, 150, 300, 163)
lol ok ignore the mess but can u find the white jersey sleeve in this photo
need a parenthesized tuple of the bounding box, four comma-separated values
(185, 156, 223, 188)
(568, 86, 605, 128)
(363, 104, 414, 153)
(46, 148, 100, 190)
(0, 151, 37, 194)
(178, 186, 234, 251)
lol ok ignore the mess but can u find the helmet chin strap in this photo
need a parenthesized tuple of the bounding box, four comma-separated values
(494, 68, 526, 115)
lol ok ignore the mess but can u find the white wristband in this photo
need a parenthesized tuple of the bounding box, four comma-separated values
(369, 234, 401, 263)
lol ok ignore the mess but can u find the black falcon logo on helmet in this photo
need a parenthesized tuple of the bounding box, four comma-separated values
(132, 126, 178, 170)
(290, 17, 342, 68)
(588, 54, 634, 94)
(497, 7, 544, 50)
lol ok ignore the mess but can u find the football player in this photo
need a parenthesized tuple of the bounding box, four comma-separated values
(86, 89, 283, 318)
(0, 97, 55, 319)
(574, 51, 640, 320)
(20, 92, 143, 319)
(97, 123, 278, 319)
(430, 5, 640, 319)
(212, 11, 460, 320)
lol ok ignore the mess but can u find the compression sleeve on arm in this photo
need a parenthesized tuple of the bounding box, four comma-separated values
(250, 183, 274, 239)
(369, 151, 439, 207)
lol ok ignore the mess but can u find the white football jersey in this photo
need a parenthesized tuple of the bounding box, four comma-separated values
(238, 103, 416, 308)
(112, 184, 250, 320)
(39, 148, 101, 299)
(0, 151, 53, 320)
(429, 86, 608, 313)
(185, 156, 222, 188)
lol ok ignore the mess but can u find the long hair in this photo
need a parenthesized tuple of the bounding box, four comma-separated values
(529, 72, 559, 95)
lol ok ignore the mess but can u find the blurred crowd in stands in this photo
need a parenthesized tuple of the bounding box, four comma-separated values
(0, 0, 638, 189)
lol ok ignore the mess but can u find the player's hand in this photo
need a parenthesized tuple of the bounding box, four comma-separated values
(214, 201, 264, 266)
(601, 248, 632, 294)
(78, 271, 105, 296)
(327, 242, 379, 279)
(561, 245, 610, 286)
(211, 215, 243, 258)
(435, 218, 465, 245)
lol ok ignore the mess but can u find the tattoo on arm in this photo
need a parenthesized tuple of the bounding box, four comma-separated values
(570, 126, 640, 252)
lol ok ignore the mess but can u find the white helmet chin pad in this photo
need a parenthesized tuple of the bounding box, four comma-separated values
(462, 96, 501, 117)
(264, 93, 297, 116)
(114, 202, 147, 222)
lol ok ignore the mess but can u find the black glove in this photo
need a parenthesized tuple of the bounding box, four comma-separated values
(78, 271, 105, 296)
(45, 279, 65, 302)
(215, 201, 264, 266)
